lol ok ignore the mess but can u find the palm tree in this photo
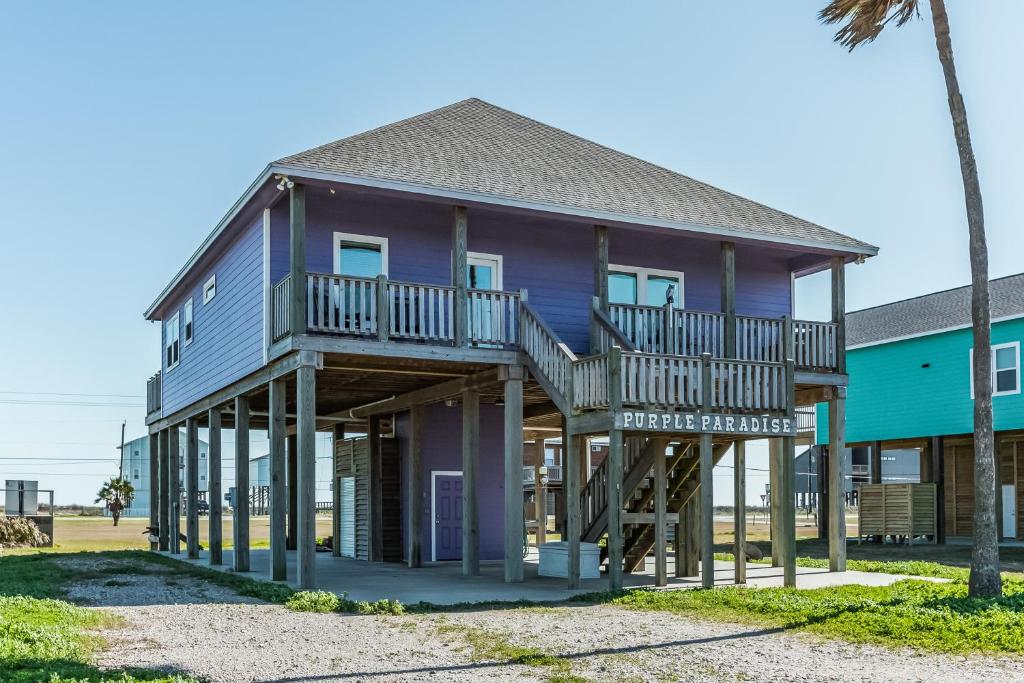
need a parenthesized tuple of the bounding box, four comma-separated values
(820, 0, 1000, 597)
(96, 476, 135, 527)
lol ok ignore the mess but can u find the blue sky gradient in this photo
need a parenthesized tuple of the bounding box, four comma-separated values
(1, 1, 1020, 504)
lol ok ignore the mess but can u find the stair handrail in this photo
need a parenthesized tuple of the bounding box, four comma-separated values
(518, 297, 576, 414)
(590, 297, 636, 353)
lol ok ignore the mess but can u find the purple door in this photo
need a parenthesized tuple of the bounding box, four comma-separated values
(434, 474, 463, 561)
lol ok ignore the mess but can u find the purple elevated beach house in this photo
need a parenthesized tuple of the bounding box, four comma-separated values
(143, 99, 875, 591)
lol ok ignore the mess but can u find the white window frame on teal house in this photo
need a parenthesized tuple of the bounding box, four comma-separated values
(609, 264, 685, 308)
(333, 232, 389, 276)
(969, 341, 1021, 398)
(183, 298, 194, 346)
(164, 312, 180, 371)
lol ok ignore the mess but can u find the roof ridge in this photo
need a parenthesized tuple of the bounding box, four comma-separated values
(848, 271, 1024, 317)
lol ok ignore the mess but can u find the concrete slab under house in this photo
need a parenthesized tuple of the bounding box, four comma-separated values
(142, 98, 875, 596)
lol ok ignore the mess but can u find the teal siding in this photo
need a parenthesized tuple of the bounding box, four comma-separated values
(818, 317, 1024, 444)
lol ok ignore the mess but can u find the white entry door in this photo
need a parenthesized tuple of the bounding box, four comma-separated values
(1003, 484, 1017, 539)
(467, 253, 503, 343)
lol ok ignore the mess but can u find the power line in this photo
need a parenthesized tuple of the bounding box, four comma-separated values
(0, 399, 144, 407)
(0, 391, 144, 398)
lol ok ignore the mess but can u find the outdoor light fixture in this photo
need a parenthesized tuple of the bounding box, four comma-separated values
(274, 174, 295, 191)
(855, 254, 866, 265)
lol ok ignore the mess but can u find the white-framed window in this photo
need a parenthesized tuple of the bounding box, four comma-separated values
(183, 298, 194, 346)
(970, 341, 1021, 398)
(164, 312, 180, 371)
(467, 252, 503, 290)
(333, 232, 388, 277)
(609, 265, 684, 308)
(203, 275, 217, 304)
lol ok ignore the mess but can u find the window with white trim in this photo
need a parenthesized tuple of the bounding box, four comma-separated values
(333, 232, 388, 277)
(183, 298, 194, 346)
(608, 265, 684, 308)
(970, 341, 1021, 397)
(164, 313, 180, 371)
(203, 275, 217, 303)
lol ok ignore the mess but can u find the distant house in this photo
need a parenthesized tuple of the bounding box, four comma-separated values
(117, 433, 208, 518)
(818, 273, 1024, 541)
(143, 98, 874, 588)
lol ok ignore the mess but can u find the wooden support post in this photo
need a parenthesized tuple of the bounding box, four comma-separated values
(817, 446, 829, 540)
(289, 183, 306, 336)
(453, 206, 468, 346)
(168, 426, 180, 554)
(148, 432, 159, 551)
(233, 396, 250, 572)
(269, 378, 287, 581)
(769, 438, 782, 567)
(733, 440, 746, 584)
(782, 434, 797, 587)
(287, 434, 297, 551)
(534, 439, 547, 546)
(296, 363, 317, 589)
(932, 436, 946, 543)
(407, 404, 423, 568)
(208, 408, 223, 565)
(721, 241, 736, 358)
(699, 433, 715, 588)
(502, 366, 525, 583)
(607, 345, 624, 590)
(871, 440, 884, 544)
(831, 256, 846, 374)
(185, 417, 199, 559)
(678, 497, 700, 577)
(654, 439, 668, 587)
(828, 388, 847, 571)
(157, 429, 170, 551)
(332, 423, 344, 558)
(462, 388, 480, 575)
(367, 418, 383, 561)
(594, 225, 609, 313)
(564, 423, 582, 589)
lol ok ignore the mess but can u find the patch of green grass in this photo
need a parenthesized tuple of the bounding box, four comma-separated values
(286, 589, 405, 615)
(713, 553, 970, 580)
(434, 622, 576, 680)
(595, 575, 1024, 654)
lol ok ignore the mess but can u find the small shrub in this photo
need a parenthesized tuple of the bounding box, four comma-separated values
(0, 516, 50, 548)
(287, 590, 341, 613)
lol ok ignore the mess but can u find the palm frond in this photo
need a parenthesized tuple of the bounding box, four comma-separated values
(819, 0, 920, 51)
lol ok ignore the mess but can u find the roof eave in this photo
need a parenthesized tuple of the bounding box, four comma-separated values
(274, 163, 879, 257)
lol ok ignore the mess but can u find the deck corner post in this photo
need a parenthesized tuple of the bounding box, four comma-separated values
(296, 362, 317, 589)
(462, 388, 480, 576)
(564, 422, 582, 589)
(376, 274, 389, 342)
(269, 377, 287, 581)
(721, 241, 736, 358)
(185, 417, 199, 559)
(501, 365, 526, 583)
(452, 205, 468, 346)
(782, 314, 794, 363)
(289, 183, 306, 337)
(606, 345, 624, 590)
(828, 386, 848, 571)
(233, 395, 251, 572)
(208, 408, 223, 566)
(699, 351, 714, 588)
(782, 433, 797, 587)
(831, 256, 846, 374)
(167, 426, 181, 554)
(733, 440, 746, 584)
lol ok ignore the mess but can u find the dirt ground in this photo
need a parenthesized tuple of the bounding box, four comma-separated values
(62, 555, 1023, 683)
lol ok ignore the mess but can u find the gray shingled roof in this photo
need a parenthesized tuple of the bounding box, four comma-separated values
(276, 98, 875, 253)
(847, 273, 1024, 346)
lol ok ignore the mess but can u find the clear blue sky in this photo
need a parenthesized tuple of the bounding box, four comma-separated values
(1, 2, 1020, 505)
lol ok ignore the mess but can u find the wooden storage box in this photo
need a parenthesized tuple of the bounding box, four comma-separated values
(538, 541, 601, 579)
(858, 483, 936, 544)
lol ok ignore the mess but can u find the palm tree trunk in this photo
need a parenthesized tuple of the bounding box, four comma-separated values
(929, 0, 1000, 597)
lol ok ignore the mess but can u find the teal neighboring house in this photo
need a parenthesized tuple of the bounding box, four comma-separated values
(819, 273, 1024, 542)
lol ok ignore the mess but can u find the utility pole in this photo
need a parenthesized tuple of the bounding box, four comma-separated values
(118, 420, 126, 479)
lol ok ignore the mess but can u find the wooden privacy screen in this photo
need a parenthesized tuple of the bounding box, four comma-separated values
(858, 483, 936, 545)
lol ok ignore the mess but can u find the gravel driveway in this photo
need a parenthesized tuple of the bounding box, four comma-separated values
(65, 557, 1024, 682)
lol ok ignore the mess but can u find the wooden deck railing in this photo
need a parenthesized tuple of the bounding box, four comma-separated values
(591, 301, 636, 353)
(387, 280, 456, 342)
(271, 275, 292, 342)
(606, 302, 840, 373)
(467, 289, 520, 346)
(619, 352, 702, 409)
(146, 372, 161, 415)
(572, 355, 610, 410)
(307, 273, 378, 337)
(519, 300, 575, 408)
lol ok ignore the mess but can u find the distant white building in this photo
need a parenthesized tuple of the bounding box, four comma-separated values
(117, 432, 208, 517)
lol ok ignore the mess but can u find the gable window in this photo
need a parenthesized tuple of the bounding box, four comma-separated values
(203, 275, 217, 304)
(164, 313, 180, 371)
(183, 298, 194, 346)
(970, 342, 1021, 397)
(609, 265, 684, 308)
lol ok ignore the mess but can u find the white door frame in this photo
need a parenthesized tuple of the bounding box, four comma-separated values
(467, 252, 503, 290)
(430, 469, 463, 562)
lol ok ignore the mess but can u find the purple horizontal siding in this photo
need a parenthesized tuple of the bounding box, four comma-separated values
(161, 215, 264, 415)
